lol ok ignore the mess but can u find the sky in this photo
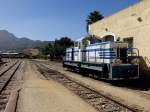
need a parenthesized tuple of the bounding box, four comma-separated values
(0, 0, 139, 41)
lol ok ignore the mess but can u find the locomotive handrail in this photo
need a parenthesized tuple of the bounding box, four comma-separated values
(145, 57, 150, 65)
(127, 48, 139, 57)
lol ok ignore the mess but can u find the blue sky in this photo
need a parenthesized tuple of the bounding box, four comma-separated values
(0, 0, 139, 41)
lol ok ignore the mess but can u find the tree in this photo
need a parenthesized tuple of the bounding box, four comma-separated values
(54, 37, 74, 60)
(86, 11, 104, 32)
(55, 37, 74, 48)
(44, 37, 74, 60)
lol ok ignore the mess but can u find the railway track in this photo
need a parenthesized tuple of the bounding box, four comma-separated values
(0, 61, 21, 112)
(0, 62, 6, 66)
(36, 62, 141, 112)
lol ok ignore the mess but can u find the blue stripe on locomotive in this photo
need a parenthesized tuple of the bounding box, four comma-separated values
(81, 48, 112, 52)
(66, 48, 113, 53)
(66, 48, 114, 53)
(87, 56, 115, 59)
(66, 48, 116, 60)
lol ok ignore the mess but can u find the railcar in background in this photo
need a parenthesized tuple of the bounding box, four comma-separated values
(63, 35, 139, 80)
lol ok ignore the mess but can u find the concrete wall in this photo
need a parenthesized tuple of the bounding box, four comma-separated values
(89, 0, 150, 75)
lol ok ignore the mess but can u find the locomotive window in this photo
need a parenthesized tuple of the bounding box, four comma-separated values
(117, 48, 127, 63)
(74, 42, 78, 47)
(103, 35, 114, 42)
(123, 37, 133, 48)
(79, 42, 81, 49)
(90, 37, 102, 44)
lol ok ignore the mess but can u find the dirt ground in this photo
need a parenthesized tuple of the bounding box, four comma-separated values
(37, 60, 150, 112)
(16, 61, 98, 112)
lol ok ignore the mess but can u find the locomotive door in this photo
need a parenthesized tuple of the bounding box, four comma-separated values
(82, 47, 86, 62)
(71, 48, 74, 61)
(102, 44, 109, 79)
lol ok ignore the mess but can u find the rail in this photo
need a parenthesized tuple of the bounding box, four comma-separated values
(0, 61, 21, 112)
(35, 62, 141, 112)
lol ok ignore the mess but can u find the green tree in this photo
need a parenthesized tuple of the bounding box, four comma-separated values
(86, 11, 104, 32)
(44, 37, 74, 60)
(54, 37, 74, 60)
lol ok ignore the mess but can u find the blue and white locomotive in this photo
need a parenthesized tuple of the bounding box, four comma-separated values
(63, 35, 139, 80)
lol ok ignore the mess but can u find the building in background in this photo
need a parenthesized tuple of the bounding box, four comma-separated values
(89, 0, 150, 76)
(23, 48, 40, 58)
(0, 52, 25, 58)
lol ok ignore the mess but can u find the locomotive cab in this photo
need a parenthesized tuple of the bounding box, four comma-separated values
(110, 42, 139, 80)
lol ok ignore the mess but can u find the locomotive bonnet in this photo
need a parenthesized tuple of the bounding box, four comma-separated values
(63, 34, 139, 80)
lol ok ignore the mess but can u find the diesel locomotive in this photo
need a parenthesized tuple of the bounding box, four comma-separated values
(63, 35, 139, 80)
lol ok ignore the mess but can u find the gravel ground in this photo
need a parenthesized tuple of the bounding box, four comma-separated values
(36, 60, 150, 112)
(16, 61, 98, 112)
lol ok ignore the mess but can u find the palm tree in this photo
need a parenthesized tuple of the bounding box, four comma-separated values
(86, 11, 104, 33)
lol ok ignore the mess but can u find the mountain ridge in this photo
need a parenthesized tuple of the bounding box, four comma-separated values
(0, 30, 50, 52)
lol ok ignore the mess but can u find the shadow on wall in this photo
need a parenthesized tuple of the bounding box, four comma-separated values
(139, 56, 150, 79)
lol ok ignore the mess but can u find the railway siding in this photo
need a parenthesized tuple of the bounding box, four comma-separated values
(35, 60, 150, 112)
(36, 63, 141, 112)
(0, 60, 22, 112)
(16, 61, 98, 112)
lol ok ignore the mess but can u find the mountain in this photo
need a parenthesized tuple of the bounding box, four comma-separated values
(0, 30, 51, 52)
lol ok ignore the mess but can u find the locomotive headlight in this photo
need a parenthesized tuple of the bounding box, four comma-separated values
(131, 58, 140, 65)
(112, 59, 122, 65)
